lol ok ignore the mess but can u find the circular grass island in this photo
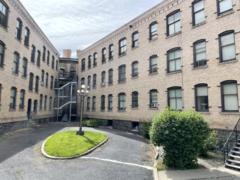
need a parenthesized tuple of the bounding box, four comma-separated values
(42, 131, 108, 158)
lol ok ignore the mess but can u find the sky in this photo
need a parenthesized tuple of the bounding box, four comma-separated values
(20, 0, 162, 58)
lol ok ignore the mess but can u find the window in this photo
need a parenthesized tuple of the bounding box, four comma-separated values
(132, 32, 138, 47)
(109, 69, 113, 85)
(16, 19, 22, 40)
(52, 56, 54, 69)
(87, 97, 90, 111)
(93, 74, 96, 88)
(150, 55, 158, 73)
(221, 80, 238, 112)
(13, 52, 19, 74)
(22, 58, 27, 78)
(118, 93, 126, 110)
(35, 76, 39, 93)
(102, 48, 106, 63)
(94, 53, 97, 66)
(193, 40, 207, 67)
(44, 96, 47, 110)
(168, 87, 182, 110)
(0, 41, 5, 68)
(29, 73, 34, 91)
(81, 58, 85, 71)
(102, 71, 106, 85)
(56, 60, 58, 70)
(195, 84, 209, 112)
(132, 91, 138, 108)
(108, 94, 113, 110)
(24, 27, 30, 47)
(119, 38, 126, 56)
(101, 95, 105, 110)
(47, 51, 50, 65)
(118, 65, 126, 83)
(43, 46, 46, 62)
(132, 61, 138, 77)
(49, 97, 52, 110)
(33, 100, 37, 113)
(192, 0, 205, 26)
(219, 31, 236, 62)
(149, 22, 157, 40)
(46, 73, 48, 87)
(217, 0, 232, 15)
(10, 87, 17, 109)
(19, 89, 25, 109)
(0, 84, 1, 108)
(39, 94, 43, 110)
(109, 44, 113, 60)
(88, 55, 91, 68)
(92, 96, 96, 110)
(150, 89, 158, 108)
(41, 70, 44, 85)
(167, 48, 181, 73)
(81, 77, 85, 85)
(50, 76, 53, 89)
(167, 10, 181, 36)
(37, 50, 41, 67)
(88, 76, 91, 88)
(31, 45, 35, 63)
(0, 0, 8, 28)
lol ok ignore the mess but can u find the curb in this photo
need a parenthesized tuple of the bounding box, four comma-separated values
(41, 133, 109, 160)
(153, 161, 159, 180)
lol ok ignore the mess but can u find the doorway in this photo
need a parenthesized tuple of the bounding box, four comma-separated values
(27, 99, 32, 119)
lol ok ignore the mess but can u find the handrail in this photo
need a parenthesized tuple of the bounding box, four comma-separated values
(222, 118, 240, 162)
(55, 81, 77, 90)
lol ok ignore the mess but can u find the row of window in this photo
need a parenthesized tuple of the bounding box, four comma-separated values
(80, 0, 234, 71)
(2, 86, 53, 111)
(29, 72, 56, 92)
(84, 80, 239, 113)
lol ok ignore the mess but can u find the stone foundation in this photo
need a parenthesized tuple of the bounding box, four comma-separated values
(0, 121, 28, 136)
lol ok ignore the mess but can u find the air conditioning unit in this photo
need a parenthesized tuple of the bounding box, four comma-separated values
(153, 67, 158, 72)
(133, 72, 138, 76)
(152, 103, 158, 108)
(102, 82, 105, 86)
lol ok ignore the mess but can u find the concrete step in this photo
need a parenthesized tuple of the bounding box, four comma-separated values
(229, 154, 240, 159)
(227, 159, 240, 164)
(233, 146, 240, 150)
(226, 162, 240, 170)
(231, 151, 240, 154)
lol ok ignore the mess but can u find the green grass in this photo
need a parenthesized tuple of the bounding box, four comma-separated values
(44, 131, 107, 157)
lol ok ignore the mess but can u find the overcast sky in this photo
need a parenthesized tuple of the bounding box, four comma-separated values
(20, 0, 162, 58)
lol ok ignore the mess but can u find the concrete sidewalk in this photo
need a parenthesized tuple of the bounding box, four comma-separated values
(154, 167, 240, 180)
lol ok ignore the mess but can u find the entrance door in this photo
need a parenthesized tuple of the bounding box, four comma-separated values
(27, 99, 32, 119)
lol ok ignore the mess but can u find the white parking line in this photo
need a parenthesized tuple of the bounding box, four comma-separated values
(81, 157, 154, 170)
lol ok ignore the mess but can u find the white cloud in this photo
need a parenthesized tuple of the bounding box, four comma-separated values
(20, 0, 162, 57)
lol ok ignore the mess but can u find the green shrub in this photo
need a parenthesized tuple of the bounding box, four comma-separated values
(139, 119, 152, 139)
(150, 108, 211, 170)
(82, 119, 102, 127)
(199, 131, 218, 157)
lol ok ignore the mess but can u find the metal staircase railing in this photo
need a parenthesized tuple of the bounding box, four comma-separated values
(222, 118, 240, 162)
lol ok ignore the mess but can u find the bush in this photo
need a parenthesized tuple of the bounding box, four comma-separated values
(82, 119, 102, 127)
(150, 108, 211, 170)
(139, 119, 152, 139)
(199, 131, 218, 157)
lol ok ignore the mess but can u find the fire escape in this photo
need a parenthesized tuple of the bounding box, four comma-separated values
(54, 72, 78, 122)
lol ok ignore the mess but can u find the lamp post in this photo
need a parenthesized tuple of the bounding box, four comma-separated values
(76, 84, 89, 135)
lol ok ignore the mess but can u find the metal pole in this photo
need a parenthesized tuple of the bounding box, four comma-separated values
(77, 95, 84, 135)
(69, 83, 73, 122)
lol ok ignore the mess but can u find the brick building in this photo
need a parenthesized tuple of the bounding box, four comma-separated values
(77, 0, 240, 131)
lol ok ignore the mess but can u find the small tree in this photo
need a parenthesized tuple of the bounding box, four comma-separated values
(150, 108, 210, 170)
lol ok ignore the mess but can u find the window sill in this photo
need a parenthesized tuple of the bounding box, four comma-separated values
(192, 21, 206, 29)
(108, 110, 113, 112)
(131, 108, 139, 110)
(93, 65, 97, 68)
(0, 24, 8, 32)
(35, 92, 39, 94)
(108, 84, 113, 86)
(199, 112, 210, 115)
(86, 109, 90, 112)
(24, 45, 29, 50)
(93, 87, 97, 89)
(149, 108, 159, 110)
(30, 61, 35, 65)
(0, 66, 4, 71)
(118, 110, 126, 112)
(12, 72, 19, 77)
(28, 90, 33, 93)
(219, 112, 240, 115)
(118, 81, 126, 85)
(166, 70, 182, 76)
(132, 76, 139, 79)
(109, 58, 114, 61)
(219, 59, 238, 65)
(19, 109, 25, 111)
(92, 110, 96, 112)
(88, 67, 91, 70)
(15, 37, 21, 44)
(101, 85, 106, 88)
(149, 37, 158, 43)
(217, 10, 234, 19)
(118, 53, 126, 58)
(101, 110, 105, 112)
(9, 109, 16, 111)
(21, 76, 27, 80)
(81, 69, 85, 72)
(102, 61, 106, 64)
(192, 65, 208, 70)
(36, 65, 41, 69)
(149, 72, 158, 76)
(166, 31, 182, 39)
(132, 45, 139, 50)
